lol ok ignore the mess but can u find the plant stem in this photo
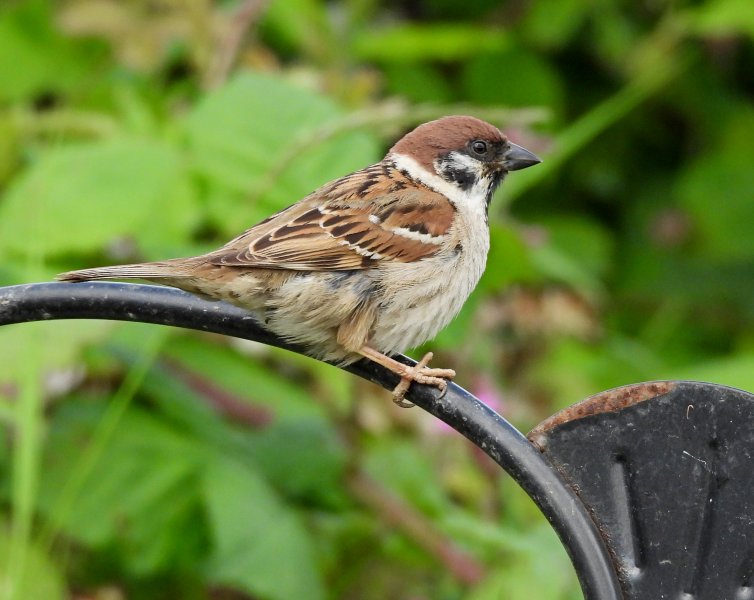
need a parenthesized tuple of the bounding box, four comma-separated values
(39, 329, 168, 553)
(3, 325, 44, 600)
(499, 52, 689, 205)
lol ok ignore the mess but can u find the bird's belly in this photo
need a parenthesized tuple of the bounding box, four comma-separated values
(370, 249, 486, 354)
(260, 270, 375, 363)
(206, 239, 487, 363)
(371, 289, 459, 354)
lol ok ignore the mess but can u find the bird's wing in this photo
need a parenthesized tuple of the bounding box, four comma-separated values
(209, 164, 456, 271)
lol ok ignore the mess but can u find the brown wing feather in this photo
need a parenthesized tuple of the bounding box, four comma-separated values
(209, 162, 456, 271)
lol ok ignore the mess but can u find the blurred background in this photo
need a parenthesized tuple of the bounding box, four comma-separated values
(0, 0, 752, 598)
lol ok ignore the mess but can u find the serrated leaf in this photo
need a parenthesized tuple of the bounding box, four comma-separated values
(38, 402, 203, 574)
(243, 419, 347, 504)
(185, 73, 379, 234)
(203, 454, 325, 600)
(0, 138, 198, 258)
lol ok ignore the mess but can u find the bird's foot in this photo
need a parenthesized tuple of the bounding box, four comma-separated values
(391, 352, 456, 408)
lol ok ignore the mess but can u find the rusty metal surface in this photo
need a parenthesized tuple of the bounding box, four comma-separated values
(528, 381, 676, 449)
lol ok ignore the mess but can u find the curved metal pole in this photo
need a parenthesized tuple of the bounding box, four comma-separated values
(0, 282, 621, 600)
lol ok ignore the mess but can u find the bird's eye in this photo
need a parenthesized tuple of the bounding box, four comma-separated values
(471, 140, 488, 156)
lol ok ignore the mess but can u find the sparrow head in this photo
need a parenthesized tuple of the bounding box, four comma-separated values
(389, 115, 541, 210)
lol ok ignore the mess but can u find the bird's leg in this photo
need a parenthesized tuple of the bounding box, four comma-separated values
(357, 346, 456, 408)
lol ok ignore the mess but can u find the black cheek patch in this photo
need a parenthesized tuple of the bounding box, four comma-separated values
(443, 165, 475, 191)
(484, 172, 505, 217)
(436, 153, 477, 191)
(453, 170, 476, 191)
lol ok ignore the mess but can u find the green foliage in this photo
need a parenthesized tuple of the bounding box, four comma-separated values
(0, 139, 197, 258)
(0, 525, 64, 600)
(352, 24, 509, 63)
(0, 0, 752, 599)
(203, 455, 325, 600)
(677, 109, 754, 261)
(186, 72, 380, 230)
(0, 1, 97, 102)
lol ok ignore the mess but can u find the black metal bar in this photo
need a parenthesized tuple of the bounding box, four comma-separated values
(0, 281, 622, 599)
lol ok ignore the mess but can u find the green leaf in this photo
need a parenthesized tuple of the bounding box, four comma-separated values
(0, 138, 198, 258)
(0, 1, 97, 102)
(261, 0, 333, 60)
(539, 216, 613, 280)
(38, 402, 204, 575)
(185, 73, 379, 234)
(244, 419, 347, 505)
(351, 24, 509, 63)
(0, 113, 20, 185)
(0, 320, 112, 385)
(363, 439, 450, 517)
(463, 48, 563, 113)
(160, 335, 321, 418)
(203, 454, 325, 600)
(520, 0, 590, 49)
(126, 335, 347, 505)
(672, 353, 754, 393)
(463, 525, 579, 600)
(479, 223, 539, 293)
(683, 0, 754, 38)
(526, 217, 612, 296)
(383, 63, 454, 103)
(677, 110, 754, 261)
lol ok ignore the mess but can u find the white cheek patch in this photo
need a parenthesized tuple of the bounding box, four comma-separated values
(389, 152, 491, 221)
(441, 150, 483, 173)
(390, 152, 461, 201)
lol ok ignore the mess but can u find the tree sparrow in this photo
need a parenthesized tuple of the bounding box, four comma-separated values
(58, 116, 541, 406)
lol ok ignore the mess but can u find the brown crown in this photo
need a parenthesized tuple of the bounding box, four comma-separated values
(389, 116, 506, 171)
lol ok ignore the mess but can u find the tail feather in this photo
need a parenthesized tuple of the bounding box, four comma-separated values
(56, 261, 193, 283)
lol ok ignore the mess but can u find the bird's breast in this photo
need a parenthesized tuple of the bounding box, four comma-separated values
(370, 217, 489, 353)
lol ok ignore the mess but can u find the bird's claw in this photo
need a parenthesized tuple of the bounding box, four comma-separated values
(391, 352, 456, 408)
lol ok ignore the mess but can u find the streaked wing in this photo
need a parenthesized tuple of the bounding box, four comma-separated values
(209, 163, 456, 271)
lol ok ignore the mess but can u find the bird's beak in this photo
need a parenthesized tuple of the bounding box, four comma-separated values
(501, 142, 541, 171)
